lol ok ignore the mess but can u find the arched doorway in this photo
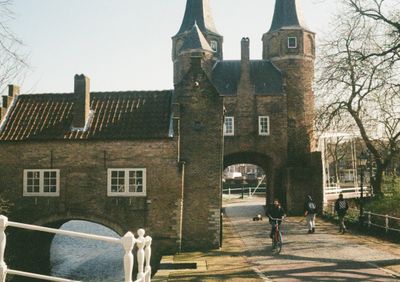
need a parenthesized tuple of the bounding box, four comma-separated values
(223, 163, 266, 199)
(224, 151, 284, 206)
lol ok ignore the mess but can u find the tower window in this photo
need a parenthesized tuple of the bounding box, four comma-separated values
(288, 37, 298, 49)
(258, 116, 270, 136)
(224, 116, 234, 136)
(210, 40, 218, 52)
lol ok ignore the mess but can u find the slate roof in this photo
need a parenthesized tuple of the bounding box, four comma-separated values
(175, 0, 221, 37)
(269, 0, 309, 32)
(0, 90, 173, 141)
(180, 23, 213, 53)
(212, 60, 283, 96)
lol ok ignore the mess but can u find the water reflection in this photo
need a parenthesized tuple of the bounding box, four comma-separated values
(50, 221, 124, 282)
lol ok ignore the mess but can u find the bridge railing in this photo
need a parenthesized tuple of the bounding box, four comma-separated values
(0, 215, 152, 282)
(324, 185, 372, 201)
(324, 204, 400, 234)
(222, 187, 266, 198)
(365, 212, 400, 233)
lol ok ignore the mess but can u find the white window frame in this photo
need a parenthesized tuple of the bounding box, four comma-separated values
(210, 40, 218, 52)
(224, 116, 234, 136)
(288, 37, 298, 49)
(23, 169, 60, 197)
(258, 116, 270, 136)
(107, 168, 146, 197)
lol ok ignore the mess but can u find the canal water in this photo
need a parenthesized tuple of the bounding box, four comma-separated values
(50, 221, 125, 282)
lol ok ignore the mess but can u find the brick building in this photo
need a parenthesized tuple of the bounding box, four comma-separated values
(0, 0, 322, 265)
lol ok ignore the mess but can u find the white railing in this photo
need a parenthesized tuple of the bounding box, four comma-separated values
(324, 185, 372, 201)
(365, 212, 400, 233)
(0, 215, 152, 282)
(325, 185, 371, 195)
(222, 187, 267, 198)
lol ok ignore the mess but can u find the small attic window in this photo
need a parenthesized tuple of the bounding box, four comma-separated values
(288, 37, 297, 49)
(210, 40, 218, 52)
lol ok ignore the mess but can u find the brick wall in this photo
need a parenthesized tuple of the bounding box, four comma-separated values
(0, 139, 182, 252)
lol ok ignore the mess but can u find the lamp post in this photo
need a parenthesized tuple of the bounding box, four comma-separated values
(358, 151, 368, 226)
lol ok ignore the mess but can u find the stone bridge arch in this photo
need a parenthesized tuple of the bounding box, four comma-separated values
(32, 213, 126, 236)
(5, 214, 127, 281)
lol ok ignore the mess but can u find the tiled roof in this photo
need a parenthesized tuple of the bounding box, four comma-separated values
(0, 90, 173, 141)
(212, 60, 283, 95)
(212, 61, 241, 95)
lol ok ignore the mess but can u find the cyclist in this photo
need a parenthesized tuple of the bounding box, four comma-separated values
(267, 199, 286, 239)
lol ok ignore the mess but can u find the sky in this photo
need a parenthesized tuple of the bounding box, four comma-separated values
(8, 0, 338, 94)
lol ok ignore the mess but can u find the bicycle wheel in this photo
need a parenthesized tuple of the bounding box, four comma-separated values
(273, 231, 282, 254)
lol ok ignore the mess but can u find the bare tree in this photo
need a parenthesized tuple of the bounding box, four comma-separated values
(0, 0, 27, 94)
(0, 0, 24, 213)
(316, 0, 400, 195)
(348, 0, 400, 60)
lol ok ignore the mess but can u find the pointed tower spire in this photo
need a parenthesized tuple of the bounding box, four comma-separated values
(176, 0, 220, 36)
(262, 0, 314, 61)
(269, 0, 308, 32)
(180, 22, 213, 54)
(172, 0, 223, 64)
(172, 0, 224, 84)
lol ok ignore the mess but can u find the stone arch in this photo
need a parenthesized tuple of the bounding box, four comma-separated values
(224, 151, 273, 171)
(32, 214, 125, 236)
(223, 151, 282, 204)
(5, 214, 125, 280)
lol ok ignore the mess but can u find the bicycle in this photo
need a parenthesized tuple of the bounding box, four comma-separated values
(269, 217, 283, 254)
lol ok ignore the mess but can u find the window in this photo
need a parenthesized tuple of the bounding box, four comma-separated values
(288, 37, 297, 49)
(258, 116, 270, 136)
(224, 116, 234, 136)
(210, 40, 218, 52)
(108, 168, 146, 197)
(23, 169, 60, 196)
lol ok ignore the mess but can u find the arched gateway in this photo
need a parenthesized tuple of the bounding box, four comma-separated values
(0, 0, 322, 263)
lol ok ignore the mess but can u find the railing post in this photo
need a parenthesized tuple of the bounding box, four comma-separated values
(367, 212, 371, 229)
(144, 237, 152, 282)
(228, 188, 231, 196)
(0, 216, 8, 282)
(121, 232, 135, 282)
(248, 187, 251, 197)
(136, 229, 146, 281)
(385, 215, 389, 233)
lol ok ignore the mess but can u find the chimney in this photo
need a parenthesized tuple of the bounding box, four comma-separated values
(241, 37, 250, 63)
(3, 84, 20, 108)
(1, 85, 20, 120)
(240, 38, 250, 82)
(72, 74, 90, 129)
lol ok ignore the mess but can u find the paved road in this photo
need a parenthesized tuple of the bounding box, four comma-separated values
(224, 197, 400, 281)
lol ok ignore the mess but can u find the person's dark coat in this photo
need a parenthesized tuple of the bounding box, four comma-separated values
(335, 198, 349, 216)
(267, 205, 285, 223)
(304, 195, 317, 214)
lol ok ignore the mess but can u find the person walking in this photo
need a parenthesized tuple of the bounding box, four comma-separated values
(334, 193, 349, 234)
(304, 195, 317, 233)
